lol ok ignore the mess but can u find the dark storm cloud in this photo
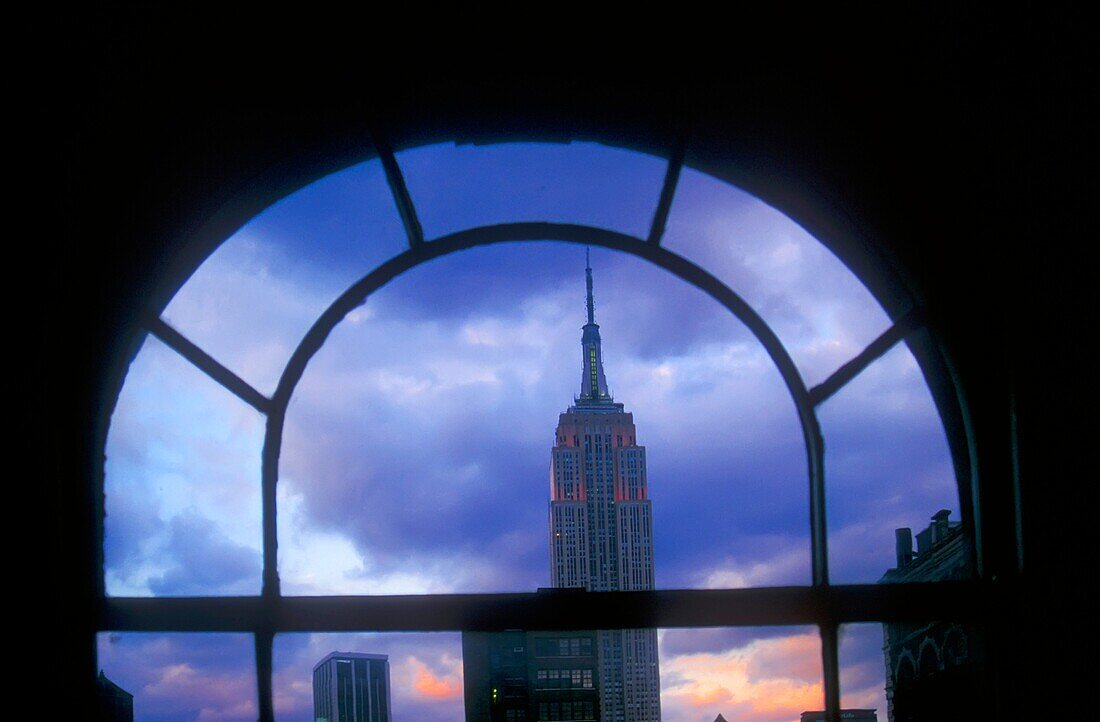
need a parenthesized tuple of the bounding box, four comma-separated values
(147, 512, 261, 596)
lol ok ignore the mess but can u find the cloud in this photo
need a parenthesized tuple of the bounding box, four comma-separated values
(97, 633, 257, 722)
(147, 512, 261, 596)
(662, 166, 894, 388)
(837, 624, 888, 716)
(409, 656, 464, 700)
(697, 541, 811, 589)
(660, 629, 824, 722)
(104, 335, 264, 596)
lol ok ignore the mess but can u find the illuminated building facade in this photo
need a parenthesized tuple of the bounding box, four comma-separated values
(548, 254, 661, 722)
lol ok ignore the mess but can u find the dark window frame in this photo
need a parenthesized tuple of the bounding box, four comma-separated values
(97, 138, 994, 722)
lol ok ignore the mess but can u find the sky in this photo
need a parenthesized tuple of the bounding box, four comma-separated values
(100, 142, 958, 721)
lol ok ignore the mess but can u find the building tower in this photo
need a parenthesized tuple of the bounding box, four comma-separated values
(548, 251, 661, 722)
(313, 652, 391, 722)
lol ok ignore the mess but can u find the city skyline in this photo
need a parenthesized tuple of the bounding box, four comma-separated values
(98, 142, 955, 721)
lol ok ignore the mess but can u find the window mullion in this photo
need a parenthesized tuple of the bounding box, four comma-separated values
(372, 130, 425, 248)
(255, 628, 274, 722)
(646, 133, 686, 246)
(146, 316, 272, 414)
(808, 306, 926, 407)
(820, 622, 841, 722)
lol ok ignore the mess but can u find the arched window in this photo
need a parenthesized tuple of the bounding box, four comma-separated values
(96, 138, 978, 722)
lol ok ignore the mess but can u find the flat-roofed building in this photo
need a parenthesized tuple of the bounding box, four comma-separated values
(313, 652, 391, 722)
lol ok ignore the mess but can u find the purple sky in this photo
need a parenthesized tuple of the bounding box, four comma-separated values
(101, 142, 956, 721)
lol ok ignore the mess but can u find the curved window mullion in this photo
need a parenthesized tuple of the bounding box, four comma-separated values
(260, 223, 829, 609)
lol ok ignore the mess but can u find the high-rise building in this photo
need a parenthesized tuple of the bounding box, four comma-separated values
(548, 253, 661, 722)
(462, 629, 601, 722)
(313, 652, 391, 722)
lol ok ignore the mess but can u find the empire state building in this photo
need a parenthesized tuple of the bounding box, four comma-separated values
(549, 253, 661, 722)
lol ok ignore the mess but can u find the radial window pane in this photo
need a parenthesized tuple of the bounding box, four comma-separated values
(277, 243, 810, 595)
(841, 621, 988, 722)
(661, 168, 893, 387)
(104, 334, 263, 596)
(162, 158, 409, 394)
(659, 626, 822, 722)
(96, 632, 256, 721)
(396, 142, 668, 240)
(817, 339, 965, 584)
(274, 632, 463, 721)
(837, 624, 888, 722)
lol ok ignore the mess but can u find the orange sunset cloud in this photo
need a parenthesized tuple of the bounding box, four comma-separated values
(661, 631, 824, 722)
(408, 657, 463, 700)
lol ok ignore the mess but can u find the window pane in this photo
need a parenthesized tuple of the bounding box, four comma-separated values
(661, 168, 893, 387)
(274, 632, 463, 721)
(659, 626, 823, 722)
(277, 244, 809, 595)
(162, 158, 408, 394)
(96, 632, 256, 721)
(838, 624, 888, 722)
(397, 142, 668, 241)
(104, 335, 262, 596)
(840, 622, 988, 722)
(818, 340, 965, 584)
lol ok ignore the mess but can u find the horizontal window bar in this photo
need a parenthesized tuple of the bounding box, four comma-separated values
(101, 582, 994, 633)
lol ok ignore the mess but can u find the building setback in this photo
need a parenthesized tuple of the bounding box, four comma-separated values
(313, 652, 391, 722)
(548, 254, 661, 722)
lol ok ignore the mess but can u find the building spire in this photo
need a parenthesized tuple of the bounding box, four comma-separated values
(586, 246, 595, 325)
(579, 249, 613, 403)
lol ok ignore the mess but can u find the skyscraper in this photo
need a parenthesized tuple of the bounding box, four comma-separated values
(313, 652, 391, 722)
(548, 252, 661, 722)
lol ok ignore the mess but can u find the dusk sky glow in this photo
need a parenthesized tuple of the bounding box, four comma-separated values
(101, 142, 957, 721)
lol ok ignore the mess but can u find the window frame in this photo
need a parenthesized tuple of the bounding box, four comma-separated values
(96, 137, 993, 722)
